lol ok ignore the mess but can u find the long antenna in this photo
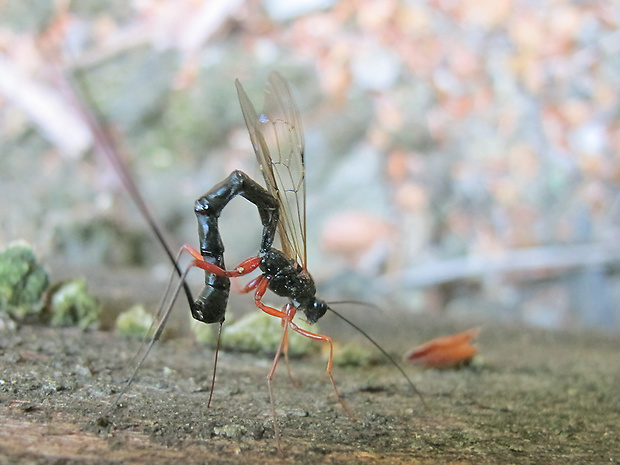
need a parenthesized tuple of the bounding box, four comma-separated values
(326, 302, 427, 408)
(60, 69, 195, 309)
(58, 69, 232, 411)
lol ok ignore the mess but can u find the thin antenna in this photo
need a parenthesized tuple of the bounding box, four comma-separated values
(59, 69, 195, 309)
(326, 303, 427, 408)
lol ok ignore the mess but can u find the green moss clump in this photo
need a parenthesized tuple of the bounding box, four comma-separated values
(115, 304, 154, 338)
(331, 342, 376, 368)
(50, 279, 101, 330)
(0, 241, 49, 322)
(192, 309, 320, 357)
(191, 316, 220, 346)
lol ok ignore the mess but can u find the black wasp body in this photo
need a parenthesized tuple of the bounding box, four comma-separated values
(258, 248, 327, 323)
(191, 169, 327, 325)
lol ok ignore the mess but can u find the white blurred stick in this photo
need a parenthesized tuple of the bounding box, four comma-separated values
(379, 242, 620, 291)
(0, 53, 91, 157)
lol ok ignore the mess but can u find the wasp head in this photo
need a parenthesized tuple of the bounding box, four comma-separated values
(302, 298, 328, 324)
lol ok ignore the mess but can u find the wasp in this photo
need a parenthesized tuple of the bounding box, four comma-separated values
(87, 71, 423, 449)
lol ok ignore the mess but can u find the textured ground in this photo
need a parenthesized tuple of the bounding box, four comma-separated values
(1, 307, 618, 465)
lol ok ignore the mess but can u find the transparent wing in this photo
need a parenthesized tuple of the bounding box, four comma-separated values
(235, 72, 307, 267)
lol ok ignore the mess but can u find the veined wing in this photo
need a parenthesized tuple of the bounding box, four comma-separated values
(235, 72, 307, 267)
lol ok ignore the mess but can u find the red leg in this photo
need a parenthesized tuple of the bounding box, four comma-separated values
(288, 321, 356, 420)
(251, 278, 356, 421)
(190, 259, 229, 277)
(239, 275, 264, 294)
(280, 304, 299, 386)
(264, 303, 296, 381)
(178, 244, 262, 279)
(260, 296, 292, 452)
(177, 244, 228, 277)
(252, 277, 292, 320)
(179, 244, 204, 261)
(227, 256, 262, 278)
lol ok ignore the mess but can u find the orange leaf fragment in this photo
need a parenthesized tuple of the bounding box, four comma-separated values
(403, 328, 480, 368)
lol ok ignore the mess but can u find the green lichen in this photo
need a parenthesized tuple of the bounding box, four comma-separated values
(192, 309, 320, 357)
(331, 341, 376, 367)
(115, 304, 154, 338)
(0, 240, 49, 322)
(50, 279, 101, 329)
(191, 316, 220, 346)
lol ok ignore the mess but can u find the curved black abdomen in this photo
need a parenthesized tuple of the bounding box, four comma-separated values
(192, 171, 278, 324)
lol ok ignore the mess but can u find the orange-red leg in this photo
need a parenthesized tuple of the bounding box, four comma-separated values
(190, 255, 262, 278)
(239, 275, 264, 294)
(179, 244, 204, 261)
(286, 320, 356, 420)
(227, 256, 262, 278)
(279, 307, 298, 386)
(176, 244, 227, 276)
(250, 275, 357, 445)
(178, 244, 262, 279)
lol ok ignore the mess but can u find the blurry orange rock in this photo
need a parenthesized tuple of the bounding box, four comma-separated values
(321, 211, 392, 258)
(394, 182, 428, 212)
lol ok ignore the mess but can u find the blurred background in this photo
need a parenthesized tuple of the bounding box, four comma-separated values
(1, 0, 619, 332)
